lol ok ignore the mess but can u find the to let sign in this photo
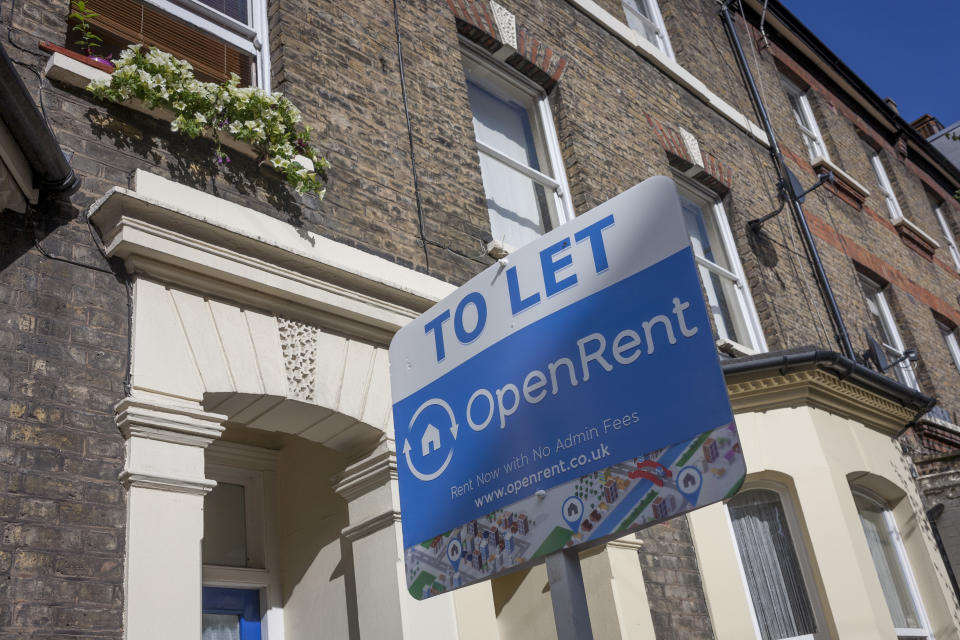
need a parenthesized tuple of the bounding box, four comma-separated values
(390, 176, 746, 599)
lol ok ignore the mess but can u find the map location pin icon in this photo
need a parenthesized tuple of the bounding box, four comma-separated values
(446, 537, 463, 572)
(561, 496, 585, 532)
(676, 466, 703, 506)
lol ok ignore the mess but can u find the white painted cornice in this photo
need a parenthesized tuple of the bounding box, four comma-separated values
(340, 510, 403, 542)
(119, 471, 217, 495)
(333, 439, 398, 502)
(88, 170, 455, 345)
(115, 395, 227, 446)
(726, 366, 916, 434)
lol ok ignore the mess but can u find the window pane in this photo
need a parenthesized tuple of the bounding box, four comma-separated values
(196, 0, 248, 24)
(623, 3, 659, 44)
(854, 494, 922, 630)
(467, 81, 541, 171)
(202, 614, 240, 640)
(729, 489, 817, 640)
(680, 194, 730, 268)
(203, 482, 247, 567)
(700, 266, 744, 344)
(479, 153, 550, 247)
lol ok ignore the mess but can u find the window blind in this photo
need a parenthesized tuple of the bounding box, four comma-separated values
(84, 0, 253, 85)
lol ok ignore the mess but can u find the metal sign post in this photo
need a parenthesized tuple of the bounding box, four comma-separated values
(545, 549, 593, 640)
(390, 176, 745, 606)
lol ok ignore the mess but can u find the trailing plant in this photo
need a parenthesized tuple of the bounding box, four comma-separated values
(69, 0, 102, 56)
(88, 45, 328, 196)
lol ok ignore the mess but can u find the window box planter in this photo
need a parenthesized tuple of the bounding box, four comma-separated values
(39, 40, 114, 73)
(42, 47, 325, 196)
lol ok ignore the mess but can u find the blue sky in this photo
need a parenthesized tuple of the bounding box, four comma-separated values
(781, 0, 959, 128)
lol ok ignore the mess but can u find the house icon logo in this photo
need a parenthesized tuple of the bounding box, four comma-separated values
(403, 398, 459, 482)
(422, 424, 442, 456)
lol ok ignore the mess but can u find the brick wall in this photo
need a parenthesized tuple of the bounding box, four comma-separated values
(0, 205, 127, 637)
(636, 516, 715, 639)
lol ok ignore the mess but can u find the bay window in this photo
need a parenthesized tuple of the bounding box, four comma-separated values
(853, 490, 931, 639)
(727, 486, 827, 640)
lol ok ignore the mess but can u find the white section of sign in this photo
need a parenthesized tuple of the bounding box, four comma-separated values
(389, 177, 687, 402)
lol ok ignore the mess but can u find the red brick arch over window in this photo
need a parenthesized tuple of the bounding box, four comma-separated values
(445, 0, 571, 92)
(645, 114, 734, 192)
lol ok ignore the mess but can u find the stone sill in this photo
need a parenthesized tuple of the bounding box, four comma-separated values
(717, 337, 759, 358)
(42, 51, 312, 171)
(811, 156, 870, 210)
(892, 215, 940, 261)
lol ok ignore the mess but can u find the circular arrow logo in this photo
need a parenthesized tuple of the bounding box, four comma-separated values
(403, 398, 459, 482)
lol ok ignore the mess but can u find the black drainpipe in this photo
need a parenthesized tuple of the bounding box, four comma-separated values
(0, 42, 79, 198)
(719, 2, 854, 361)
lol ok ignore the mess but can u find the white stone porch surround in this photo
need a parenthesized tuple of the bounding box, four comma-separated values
(89, 170, 461, 639)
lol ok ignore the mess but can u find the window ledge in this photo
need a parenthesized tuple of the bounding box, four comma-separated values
(716, 338, 758, 358)
(892, 215, 940, 261)
(564, 0, 770, 147)
(42, 51, 313, 171)
(810, 156, 871, 209)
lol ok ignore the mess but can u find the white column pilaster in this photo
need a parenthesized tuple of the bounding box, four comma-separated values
(116, 395, 226, 640)
(334, 439, 460, 640)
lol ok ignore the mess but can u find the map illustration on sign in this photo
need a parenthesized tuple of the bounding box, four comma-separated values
(389, 177, 746, 599)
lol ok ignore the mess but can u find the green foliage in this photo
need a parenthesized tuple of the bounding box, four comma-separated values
(69, 0, 102, 55)
(88, 45, 329, 196)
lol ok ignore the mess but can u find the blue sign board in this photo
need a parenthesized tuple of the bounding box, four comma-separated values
(390, 177, 745, 598)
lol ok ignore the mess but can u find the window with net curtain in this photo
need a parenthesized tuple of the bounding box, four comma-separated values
(462, 49, 571, 252)
(852, 490, 930, 639)
(728, 488, 822, 640)
(676, 183, 763, 351)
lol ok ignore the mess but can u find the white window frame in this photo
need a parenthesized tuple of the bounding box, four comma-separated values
(725, 482, 829, 640)
(938, 320, 960, 374)
(852, 488, 932, 640)
(781, 78, 829, 164)
(204, 441, 283, 640)
(859, 275, 919, 390)
(933, 204, 960, 271)
(461, 42, 574, 255)
(621, 0, 674, 58)
(869, 150, 905, 221)
(676, 177, 767, 354)
(142, 0, 270, 90)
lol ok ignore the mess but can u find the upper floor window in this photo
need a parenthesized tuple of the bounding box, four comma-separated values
(858, 274, 919, 390)
(933, 203, 960, 271)
(727, 486, 828, 640)
(938, 320, 960, 374)
(621, 0, 673, 58)
(77, 0, 269, 88)
(781, 78, 828, 163)
(677, 180, 765, 353)
(462, 45, 573, 253)
(852, 490, 931, 639)
(868, 150, 905, 221)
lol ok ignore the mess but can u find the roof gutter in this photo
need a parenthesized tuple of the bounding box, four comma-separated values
(722, 348, 936, 421)
(0, 42, 79, 198)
